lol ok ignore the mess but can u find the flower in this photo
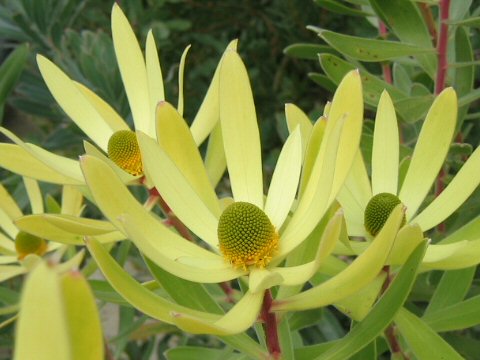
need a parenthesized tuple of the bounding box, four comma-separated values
(336, 90, 480, 270)
(0, 178, 86, 283)
(81, 52, 404, 335)
(0, 4, 225, 186)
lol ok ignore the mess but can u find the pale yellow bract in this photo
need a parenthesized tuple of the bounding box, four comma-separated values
(335, 89, 480, 271)
(0, 179, 86, 283)
(0, 4, 227, 187)
(81, 51, 407, 334)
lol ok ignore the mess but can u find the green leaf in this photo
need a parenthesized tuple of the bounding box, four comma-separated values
(395, 308, 463, 360)
(0, 44, 29, 123)
(143, 256, 223, 314)
(443, 333, 480, 359)
(392, 63, 412, 94)
(454, 26, 474, 131)
(312, 241, 427, 360)
(308, 73, 337, 93)
(423, 295, 480, 332)
(289, 308, 323, 331)
(319, 54, 407, 107)
(165, 346, 243, 360)
(447, 16, 480, 27)
(278, 317, 295, 360)
(424, 267, 475, 316)
(458, 87, 480, 107)
(369, 0, 436, 77)
(314, 0, 374, 16)
(394, 95, 433, 123)
(310, 27, 434, 62)
(89, 280, 131, 306)
(284, 44, 339, 60)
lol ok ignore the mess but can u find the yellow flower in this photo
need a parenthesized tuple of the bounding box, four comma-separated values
(0, 4, 226, 186)
(81, 53, 403, 335)
(0, 178, 85, 283)
(336, 90, 480, 271)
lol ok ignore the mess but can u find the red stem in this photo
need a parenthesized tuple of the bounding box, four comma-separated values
(381, 266, 410, 359)
(261, 290, 281, 359)
(379, 21, 392, 84)
(142, 177, 235, 301)
(420, 3, 438, 44)
(435, 0, 450, 94)
(434, 0, 451, 233)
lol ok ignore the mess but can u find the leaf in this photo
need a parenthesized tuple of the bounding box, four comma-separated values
(395, 308, 463, 360)
(447, 16, 480, 27)
(315, 241, 427, 359)
(424, 266, 475, 316)
(423, 294, 480, 332)
(308, 73, 337, 93)
(143, 256, 223, 314)
(310, 27, 434, 62)
(392, 63, 412, 94)
(369, 0, 436, 77)
(0, 44, 29, 123)
(278, 317, 295, 360)
(165, 347, 241, 360)
(319, 54, 408, 107)
(295, 240, 427, 359)
(284, 43, 339, 60)
(454, 26, 474, 131)
(313, 0, 374, 16)
(394, 95, 433, 123)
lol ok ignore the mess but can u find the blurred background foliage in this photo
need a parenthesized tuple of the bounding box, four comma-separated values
(1, 0, 480, 358)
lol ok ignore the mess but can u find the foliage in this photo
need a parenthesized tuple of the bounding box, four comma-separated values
(0, 1, 479, 360)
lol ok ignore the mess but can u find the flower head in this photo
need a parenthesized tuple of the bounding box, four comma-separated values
(0, 4, 222, 186)
(0, 178, 86, 282)
(336, 90, 480, 270)
(79, 50, 396, 335)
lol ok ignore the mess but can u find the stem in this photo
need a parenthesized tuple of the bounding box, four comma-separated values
(141, 177, 235, 302)
(434, 0, 451, 233)
(435, 0, 450, 95)
(219, 282, 235, 303)
(261, 289, 281, 359)
(156, 193, 195, 241)
(379, 21, 392, 84)
(381, 266, 410, 359)
(419, 3, 438, 44)
(104, 337, 114, 360)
